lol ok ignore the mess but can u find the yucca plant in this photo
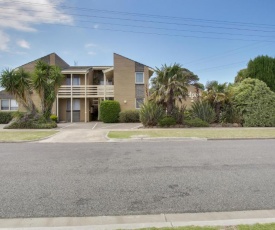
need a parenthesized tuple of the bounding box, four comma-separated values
(139, 101, 165, 126)
(191, 100, 215, 123)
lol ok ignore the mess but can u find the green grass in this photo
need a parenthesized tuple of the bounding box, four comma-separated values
(108, 128, 275, 139)
(0, 131, 58, 142)
(139, 223, 275, 229)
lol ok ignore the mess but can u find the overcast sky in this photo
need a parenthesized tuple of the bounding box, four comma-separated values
(1, 0, 275, 86)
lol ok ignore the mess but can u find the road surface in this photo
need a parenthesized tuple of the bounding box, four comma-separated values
(1, 140, 275, 218)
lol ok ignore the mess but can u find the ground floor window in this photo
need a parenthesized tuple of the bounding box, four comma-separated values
(10, 99, 18, 110)
(0, 99, 18, 111)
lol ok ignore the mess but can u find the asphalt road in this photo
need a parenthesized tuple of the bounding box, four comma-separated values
(1, 140, 275, 218)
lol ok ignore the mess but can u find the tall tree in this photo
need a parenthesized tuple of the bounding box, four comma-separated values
(246, 55, 275, 91)
(234, 68, 247, 83)
(150, 63, 199, 114)
(32, 60, 64, 119)
(0, 68, 37, 114)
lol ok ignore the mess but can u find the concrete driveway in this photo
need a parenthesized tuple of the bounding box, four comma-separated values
(39, 122, 142, 143)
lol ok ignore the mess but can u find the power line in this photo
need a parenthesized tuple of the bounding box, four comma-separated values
(194, 61, 247, 72)
(1, 5, 275, 34)
(1, 12, 275, 40)
(3, 0, 275, 29)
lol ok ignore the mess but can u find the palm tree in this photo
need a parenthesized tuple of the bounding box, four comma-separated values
(33, 61, 64, 119)
(150, 63, 199, 115)
(0, 68, 36, 114)
(203, 81, 229, 121)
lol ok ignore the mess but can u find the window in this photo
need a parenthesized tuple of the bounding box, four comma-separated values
(135, 72, 144, 84)
(1, 100, 9, 110)
(10, 100, 18, 111)
(66, 76, 80, 85)
(67, 99, 80, 111)
(136, 98, 144, 109)
(73, 76, 80, 85)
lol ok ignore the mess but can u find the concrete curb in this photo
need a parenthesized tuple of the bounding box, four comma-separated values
(1, 210, 275, 229)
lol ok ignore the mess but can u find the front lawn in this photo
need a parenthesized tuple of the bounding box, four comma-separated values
(140, 223, 275, 230)
(0, 131, 58, 142)
(108, 128, 275, 139)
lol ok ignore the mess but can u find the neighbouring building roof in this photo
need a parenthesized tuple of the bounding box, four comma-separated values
(0, 90, 14, 99)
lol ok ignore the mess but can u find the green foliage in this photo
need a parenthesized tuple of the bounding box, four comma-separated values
(150, 63, 199, 114)
(100, 100, 121, 123)
(158, 116, 176, 127)
(170, 106, 185, 124)
(0, 68, 36, 113)
(246, 55, 275, 92)
(50, 114, 58, 123)
(191, 101, 215, 123)
(234, 68, 247, 83)
(203, 81, 231, 122)
(220, 104, 241, 124)
(140, 101, 165, 126)
(0, 112, 14, 124)
(33, 61, 64, 119)
(119, 110, 140, 123)
(5, 113, 57, 129)
(232, 78, 275, 127)
(184, 118, 209, 127)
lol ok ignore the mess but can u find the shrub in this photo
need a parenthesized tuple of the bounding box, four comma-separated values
(232, 78, 275, 127)
(184, 118, 209, 127)
(100, 100, 121, 123)
(140, 101, 165, 126)
(0, 112, 14, 124)
(158, 116, 176, 127)
(119, 110, 140, 123)
(170, 106, 185, 124)
(5, 113, 57, 129)
(50, 114, 58, 123)
(191, 101, 215, 123)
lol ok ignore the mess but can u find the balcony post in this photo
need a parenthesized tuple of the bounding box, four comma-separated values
(56, 95, 59, 122)
(71, 73, 73, 123)
(85, 72, 87, 123)
(104, 73, 106, 100)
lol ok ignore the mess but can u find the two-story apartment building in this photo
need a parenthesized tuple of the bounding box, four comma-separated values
(16, 53, 154, 122)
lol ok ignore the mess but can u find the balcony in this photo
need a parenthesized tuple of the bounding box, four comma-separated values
(57, 85, 114, 98)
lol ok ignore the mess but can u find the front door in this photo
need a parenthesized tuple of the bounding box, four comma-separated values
(66, 99, 80, 122)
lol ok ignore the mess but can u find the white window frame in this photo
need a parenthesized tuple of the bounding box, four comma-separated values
(135, 72, 144, 84)
(135, 98, 144, 109)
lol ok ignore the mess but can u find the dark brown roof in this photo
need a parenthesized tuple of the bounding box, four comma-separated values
(0, 90, 14, 99)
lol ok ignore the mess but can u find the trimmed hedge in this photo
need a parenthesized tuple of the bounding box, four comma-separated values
(100, 100, 121, 123)
(184, 118, 209, 127)
(119, 110, 140, 123)
(158, 116, 176, 127)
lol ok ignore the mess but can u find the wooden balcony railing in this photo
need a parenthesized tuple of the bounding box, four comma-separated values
(57, 85, 114, 98)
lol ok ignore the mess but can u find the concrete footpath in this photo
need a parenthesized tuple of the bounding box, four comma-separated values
(1, 210, 275, 229)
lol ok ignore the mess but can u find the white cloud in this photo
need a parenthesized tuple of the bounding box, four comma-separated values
(17, 39, 30, 49)
(93, 24, 99, 29)
(85, 43, 97, 48)
(88, 51, 96, 55)
(0, 31, 10, 51)
(0, 0, 73, 51)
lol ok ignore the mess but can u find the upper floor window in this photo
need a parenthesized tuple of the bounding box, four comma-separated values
(66, 76, 80, 85)
(135, 72, 144, 84)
